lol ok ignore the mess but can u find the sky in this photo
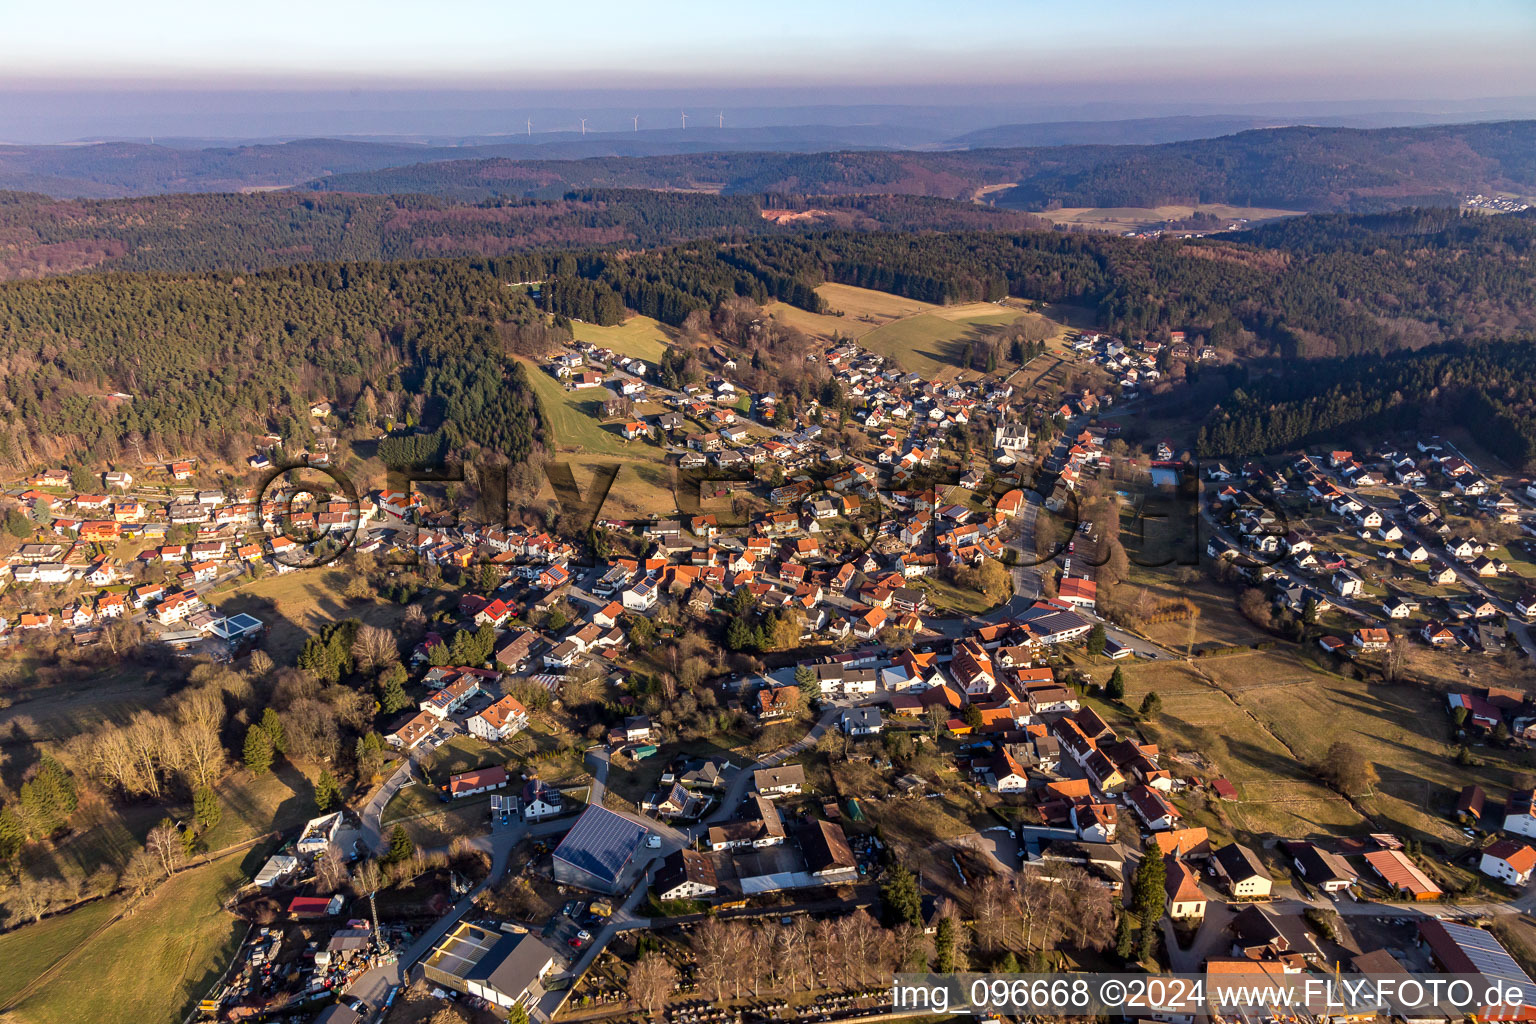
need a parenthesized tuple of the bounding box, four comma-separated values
(2, 0, 1534, 140)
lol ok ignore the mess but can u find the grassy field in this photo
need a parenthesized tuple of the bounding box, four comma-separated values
(764, 300, 882, 340)
(40, 761, 316, 887)
(1085, 657, 1365, 841)
(0, 660, 177, 750)
(1123, 572, 1272, 650)
(515, 355, 680, 517)
(570, 316, 674, 363)
(1040, 204, 1303, 233)
(858, 310, 1021, 378)
(764, 281, 939, 340)
(517, 356, 637, 457)
(0, 896, 120, 1008)
(912, 574, 1000, 615)
(9, 851, 253, 1024)
(814, 282, 936, 323)
(218, 569, 411, 664)
(1085, 643, 1534, 847)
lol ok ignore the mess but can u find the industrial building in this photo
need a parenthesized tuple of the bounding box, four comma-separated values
(551, 805, 649, 894)
(421, 922, 559, 1012)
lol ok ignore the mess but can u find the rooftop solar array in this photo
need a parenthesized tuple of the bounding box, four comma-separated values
(1434, 921, 1536, 1003)
(552, 805, 648, 884)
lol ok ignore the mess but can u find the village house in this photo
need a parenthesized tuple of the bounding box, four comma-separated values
(1164, 857, 1207, 921)
(467, 695, 529, 742)
(1479, 840, 1536, 887)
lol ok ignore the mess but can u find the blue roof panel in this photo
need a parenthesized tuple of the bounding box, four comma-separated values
(552, 806, 648, 884)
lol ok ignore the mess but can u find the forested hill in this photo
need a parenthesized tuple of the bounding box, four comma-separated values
(1198, 343, 1536, 471)
(0, 189, 1046, 281)
(5, 205, 1536, 469)
(3, 119, 1530, 208)
(0, 260, 554, 473)
(991, 121, 1536, 211)
(500, 207, 1536, 358)
(309, 121, 1536, 212)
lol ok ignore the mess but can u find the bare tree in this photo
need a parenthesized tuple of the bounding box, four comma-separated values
(173, 716, 227, 792)
(145, 824, 185, 877)
(9, 873, 60, 923)
(121, 849, 163, 897)
(246, 649, 275, 679)
(314, 843, 350, 894)
(351, 859, 384, 896)
(1384, 637, 1407, 683)
(351, 624, 399, 673)
(890, 921, 927, 974)
(972, 872, 1010, 953)
(626, 952, 678, 1018)
(845, 910, 882, 988)
(280, 698, 341, 763)
(691, 918, 733, 1002)
(1062, 865, 1116, 951)
(1013, 867, 1051, 952)
(787, 916, 814, 992)
(745, 924, 774, 997)
(810, 918, 838, 991)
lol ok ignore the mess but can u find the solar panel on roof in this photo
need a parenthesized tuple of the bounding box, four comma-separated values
(552, 806, 648, 883)
(1436, 921, 1536, 1003)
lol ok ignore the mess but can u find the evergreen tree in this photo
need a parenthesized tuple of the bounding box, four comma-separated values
(0, 806, 24, 863)
(726, 615, 754, 652)
(880, 864, 923, 928)
(260, 707, 287, 755)
(1139, 691, 1163, 719)
(428, 640, 455, 667)
(4, 508, 32, 539)
(1132, 852, 1167, 923)
(244, 725, 274, 776)
(1115, 911, 1137, 960)
(18, 756, 78, 838)
(1137, 924, 1160, 965)
(1106, 667, 1126, 701)
(193, 786, 223, 832)
(386, 824, 414, 864)
(314, 770, 340, 813)
(1086, 624, 1107, 656)
(628, 615, 658, 648)
(378, 664, 412, 714)
(934, 916, 958, 972)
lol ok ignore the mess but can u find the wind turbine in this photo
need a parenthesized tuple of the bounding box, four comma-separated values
(579, 118, 588, 136)
(632, 114, 639, 132)
(526, 117, 532, 137)
(717, 111, 724, 129)
(680, 110, 688, 129)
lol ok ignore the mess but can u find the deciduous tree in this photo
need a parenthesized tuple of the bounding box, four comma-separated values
(627, 951, 679, 1018)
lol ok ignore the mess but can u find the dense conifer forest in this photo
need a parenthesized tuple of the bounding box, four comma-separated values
(0, 260, 549, 468)
(0, 189, 1044, 281)
(1197, 343, 1536, 468)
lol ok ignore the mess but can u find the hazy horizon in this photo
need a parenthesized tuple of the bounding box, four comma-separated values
(2, 0, 1534, 143)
